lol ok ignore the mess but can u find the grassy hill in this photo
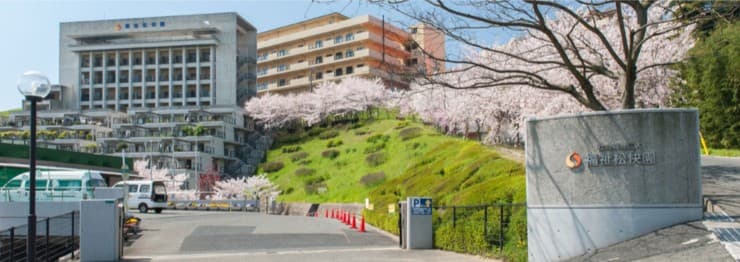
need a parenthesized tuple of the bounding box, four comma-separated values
(261, 118, 526, 260)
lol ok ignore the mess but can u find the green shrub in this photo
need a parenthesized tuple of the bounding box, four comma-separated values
(298, 159, 312, 166)
(307, 127, 326, 137)
(294, 167, 315, 176)
(354, 129, 370, 136)
(284, 187, 294, 194)
(321, 149, 340, 159)
(326, 139, 343, 148)
(365, 152, 387, 167)
(395, 121, 410, 129)
(344, 148, 357, 154)
(351, 122, 364, 129)
(291, 151, 309, 162)
(319, 130, 339, 140)
(303, 176, 327, 195)
(260, 161, 284, 172)
(276, 134, 302, 145)
(399, 127, 422, 141)
(364, 143, 386, 154)
(360, 172, 386, 187)
(367, 134, 390, 144)
(282, 145, 302, 153)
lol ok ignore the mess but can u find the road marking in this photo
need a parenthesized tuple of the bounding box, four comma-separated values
(125, 246, 401, 260)
(681, 238, 698, 245)
(704, 208, 740, 261)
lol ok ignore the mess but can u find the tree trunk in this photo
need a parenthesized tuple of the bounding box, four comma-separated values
(621, 67, 636, 109)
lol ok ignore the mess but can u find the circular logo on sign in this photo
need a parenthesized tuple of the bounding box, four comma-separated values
(565, 152, 582, 169)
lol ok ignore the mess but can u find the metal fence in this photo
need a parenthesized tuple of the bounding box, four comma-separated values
(432, 203, 526, 253)
(0, 211, 79, 262)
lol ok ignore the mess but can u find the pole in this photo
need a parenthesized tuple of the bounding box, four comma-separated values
(28, 98, 38, 260)
(381, 15, 386, 67)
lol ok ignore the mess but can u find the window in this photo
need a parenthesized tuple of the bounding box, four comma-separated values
(357, 63, 365, 68)
(315, 72, 323, 80)
(151, 22, 156, 27)
(257, 53, 268, 61)
(277, 49, 288, 57)
(257, 82, 268, 90)
(410, 28, 418, 34)
(160, 21, 165, 27)
(4, 180, 21, 188)
(346, 66, 354, 74)
(335, 68, 343, 76)
(335, 52, 343, 60)
(356, 47, 364, 51)
(345, 33, 354, 41)
(128, 185, 138, 193)
(345, 49, 354, 58)
(25, 180, 48, 190)
(139, 185, 151, 193)
(278, 79, 287, 86)
(277, 64, 288, 72)
(315, 40, 323, 48)
(125, 24, 130, 29)
(315, 56, 323, 64)
(57, 180, 82, 191)
(142, 22, 147, 28)
(257, 68, 268, 76)
(334, 36, 343, 44)
(134, 24, 138, 29)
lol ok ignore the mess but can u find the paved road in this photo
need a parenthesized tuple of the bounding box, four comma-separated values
(123, 210, 494, 261)
(702, 156, 740, 217)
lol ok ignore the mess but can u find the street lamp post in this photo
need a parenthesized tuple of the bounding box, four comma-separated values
(17, 71, 51, 260)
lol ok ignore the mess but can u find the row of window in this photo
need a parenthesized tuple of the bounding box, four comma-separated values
(81, 100, 211, 111)
(80, 47, 211, 67)
(257, 63, 365, 90)
(257, 31, 363, 61)
(81, 68, 211, 84)
(81, 89, 211, 101)
(257, 47, 364, 76)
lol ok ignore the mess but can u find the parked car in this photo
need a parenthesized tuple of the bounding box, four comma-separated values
(0, 170, 107, 201)
(113, 180, 168, 213)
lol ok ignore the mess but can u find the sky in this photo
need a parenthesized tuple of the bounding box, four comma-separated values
(0, 0, 510, 111)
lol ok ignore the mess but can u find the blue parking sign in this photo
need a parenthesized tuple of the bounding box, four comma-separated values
(411, 197, 432, 215)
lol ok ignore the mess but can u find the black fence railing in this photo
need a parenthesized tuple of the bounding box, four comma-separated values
(432, 203, 526, 254)
(0, 211, 79, 262)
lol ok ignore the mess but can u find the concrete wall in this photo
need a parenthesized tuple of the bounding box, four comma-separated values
(0, 201, 79, 230)
(525, 109, 702, 261)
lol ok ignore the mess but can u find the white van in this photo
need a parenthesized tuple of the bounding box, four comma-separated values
(0, 170, 107, 201)
(113, 180, 168, 213)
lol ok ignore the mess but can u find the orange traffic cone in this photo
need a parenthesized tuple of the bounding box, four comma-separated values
(351, 214, 357, 229)
(359, 215, 366, 233)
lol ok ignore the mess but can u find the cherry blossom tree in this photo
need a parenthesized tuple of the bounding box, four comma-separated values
(245, 77, 392, 129)
(212, 174, 280, 200)
(380, 0, 696, 110)
(395, 1, 695, 143)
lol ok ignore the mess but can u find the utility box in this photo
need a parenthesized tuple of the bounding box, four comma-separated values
(80, 199, 122, 261)
(404, 196, 433, 249)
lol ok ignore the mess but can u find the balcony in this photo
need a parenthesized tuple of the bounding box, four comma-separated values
(258, 31, 371, 64)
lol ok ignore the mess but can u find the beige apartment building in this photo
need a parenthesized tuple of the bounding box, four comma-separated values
(256, 13, 444, 95)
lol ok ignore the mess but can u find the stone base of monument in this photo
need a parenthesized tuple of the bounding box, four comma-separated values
(525, 109, 702, 261)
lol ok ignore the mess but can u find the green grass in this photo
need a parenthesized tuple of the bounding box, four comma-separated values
(0, 108, 21, 118)
(707, 148, 740, 157)
(262, 118, 526, 260)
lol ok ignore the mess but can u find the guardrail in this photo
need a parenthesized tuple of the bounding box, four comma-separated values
(0, 211, 79, 262)
(167, 199, 259, 212)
